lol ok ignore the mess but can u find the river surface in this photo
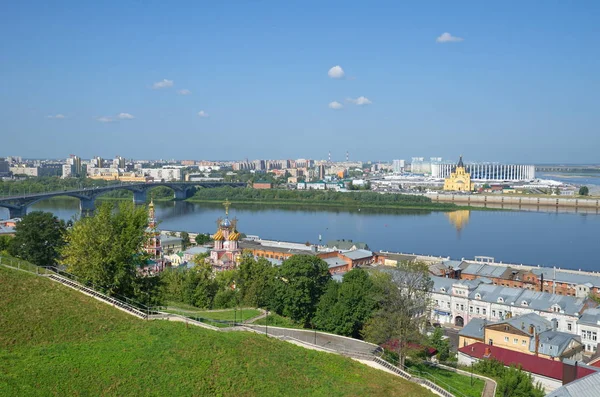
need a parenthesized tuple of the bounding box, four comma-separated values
(3, 198, 598, 271)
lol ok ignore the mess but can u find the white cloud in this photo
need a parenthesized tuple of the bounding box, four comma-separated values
(197, 110, 209, 118)
(347, 96, 372, 106)
(96, 116, 114, 123)
(328, 65, 345, 79)
(328, 101, 343, 110)
(47, 114, 66, 119)
(436, 32, 463, 43)
(117, 112, 135, 120)
(177, 89, 191, 95)
(152, 79, 174, 89)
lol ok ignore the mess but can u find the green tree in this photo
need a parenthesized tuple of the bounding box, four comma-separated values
(579, 186, 589, 196)
(8, 211, 67, 266)
(273, 255, 331, 326)
(60, 202, 148, 297)
(362, 262, 432, 367)
(237, 254, 277, 308)
(180, 231, 190, 250)
(0, 235, 12, 252)
(195, 233, 212, 245)
(313, 268, 376, 338)
(183, 262, 218, 308)
(428, 327, 451, 362)
(474, 359, 544, 397)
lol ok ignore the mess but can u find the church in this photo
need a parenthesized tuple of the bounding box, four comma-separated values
(209, 199, 243, 270)
(443, 156, 473, 192)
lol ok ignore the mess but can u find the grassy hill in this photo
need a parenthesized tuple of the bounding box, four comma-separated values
(0, 266, 433, 397)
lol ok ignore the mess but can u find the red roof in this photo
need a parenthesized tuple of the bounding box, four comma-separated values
(459, 342, 595, 381)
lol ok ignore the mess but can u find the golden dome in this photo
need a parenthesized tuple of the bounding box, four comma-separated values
(213, 229, 224, 241)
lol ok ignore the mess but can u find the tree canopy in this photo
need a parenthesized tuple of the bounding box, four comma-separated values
(579, 186, 589, 196)
(60, 202, 149, 297)
(362, 262, 433, 366)
(8, 211, 67, 267)
(313, 268, 376, 337)
(273, 255, 331, 327)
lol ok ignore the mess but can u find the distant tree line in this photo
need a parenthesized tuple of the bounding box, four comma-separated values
(190, 186, 456, 209)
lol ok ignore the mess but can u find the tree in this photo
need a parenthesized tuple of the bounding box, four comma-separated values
(195, 233, 212, 245)
(474, 359, 544, 397)
(313, 268, 376, 338)
(180, 231, 190, 250)
(362, 261, 433, 367)
(273, 255, 331, 327)
(579, 186, 589, 196)
(0, 235, 12, 252)
(428, 327, 451, 362)
(8, 211, 66, 266)
(61, 202, 148, 297)
(237, 254, 277, 308)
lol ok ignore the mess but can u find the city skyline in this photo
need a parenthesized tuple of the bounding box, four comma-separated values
(1, 1, 599, 163)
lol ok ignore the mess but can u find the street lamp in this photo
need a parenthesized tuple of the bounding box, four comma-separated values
(265, 309, 269, 337)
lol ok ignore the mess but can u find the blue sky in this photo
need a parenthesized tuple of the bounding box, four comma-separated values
(1, 1, 598, 163)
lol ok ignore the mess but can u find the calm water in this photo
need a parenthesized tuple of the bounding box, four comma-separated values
(2, 198, 598, 271)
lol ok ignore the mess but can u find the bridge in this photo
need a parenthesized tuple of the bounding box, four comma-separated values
(0, 181, 246, 219)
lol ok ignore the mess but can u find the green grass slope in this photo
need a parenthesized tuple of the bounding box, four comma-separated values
(0, 267, 433, 397)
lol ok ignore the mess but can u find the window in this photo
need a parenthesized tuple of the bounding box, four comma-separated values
(513, 338, 518, 344)
(522, 340, 527, 345)
(492, 310, 496, 317)
(447, 302, 451, 308)
(498, 297, 504, 303)
(505, 326, 509, 331)
(567, 323, 572, 331)
(461, 304, 464, 311)
(456, 303, 460, 310)
(440, 288, 446, 293)
(488, 339, 493, 346)
(469, 307, 473, 313)
(436, 300, 439, 306)
(593, 332, 597, 342)
(476, 307, 480, 314)
(483, 308, 487, 315)
(504, 337, 509, 342)
(522, 301, 528, 306)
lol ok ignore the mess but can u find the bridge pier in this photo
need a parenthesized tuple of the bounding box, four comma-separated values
(79, 198, 96, 216)
(133, 190, 147, 205)
(8, 206, 27, 219)
(173, 190, 188, 200)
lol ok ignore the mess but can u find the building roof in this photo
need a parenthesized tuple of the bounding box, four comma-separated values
(578, 308, 600, 327)
(341, 249, 373, 260)
(0, 225, 15, 235)
(546, 371, 600, 397)
(532, 268, 600, 288)
(535, 330, 581, 358)
(160, 235, 183, 244)
(183, 246, 210, 256)
(496, 312, 552, 337)
(326, 239, 369, 251)
(459, 342, 596, 381)
(460, 263, 509, 278)
(431, 276, 590, 316)
(378, 252, 417, 263)
(517, 289, 588, 316)
(323, 257, 349, 269)
(459, 318, 488, 340)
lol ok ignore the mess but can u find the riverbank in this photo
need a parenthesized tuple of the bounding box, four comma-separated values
(184, 197, 491, 212)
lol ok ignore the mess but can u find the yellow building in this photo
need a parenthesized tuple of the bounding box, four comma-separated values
(459, 313, 583, 361)
(443, 156, 473, 192)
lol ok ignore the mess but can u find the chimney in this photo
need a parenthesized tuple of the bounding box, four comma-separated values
(529, 324, 534, 335)
(535, 333, 540, 356)
(541, 273, 544, 292)
(521, 321, 525, 330)
(484, 347, 491, 357)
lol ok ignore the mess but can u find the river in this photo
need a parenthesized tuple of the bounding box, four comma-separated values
(3, 198, 598, 272)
